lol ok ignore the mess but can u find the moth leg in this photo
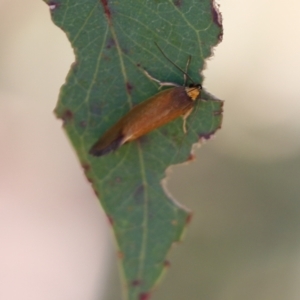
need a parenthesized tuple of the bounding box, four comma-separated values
(143, 69, 180, 89)
(182, 107, 194, 134)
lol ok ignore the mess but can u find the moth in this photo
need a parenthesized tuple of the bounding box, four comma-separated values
(89, 44, 202, 157)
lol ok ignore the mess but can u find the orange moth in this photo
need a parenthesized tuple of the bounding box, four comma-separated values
(89, 44, 202, 157)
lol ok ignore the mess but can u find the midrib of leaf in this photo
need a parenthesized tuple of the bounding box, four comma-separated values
(107, 13, 149, 287)
(136, 142, 149, 281)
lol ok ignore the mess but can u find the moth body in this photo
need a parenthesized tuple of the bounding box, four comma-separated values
(89, 86, 200, 157)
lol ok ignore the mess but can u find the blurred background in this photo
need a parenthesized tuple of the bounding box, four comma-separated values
(0, 0, 300, 299)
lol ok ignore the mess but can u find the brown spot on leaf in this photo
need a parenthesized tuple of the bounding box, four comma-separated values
(109, 177, 122, 187)
(81, 163, 90, 172)
(134, 184, 145, 204)
(101, 53, 111, 61)
(160, 128, 169, 136)
(114, 177, 122, 184)
(131, 279, 142, 287)
(137, 135, 149, 146)
(48, 1, 59, 10)
(80, 120, 87, 127)
(173, 0, 182, 7)
(107, 215, 114, 226)
(213, 105, 224, 116)
(90, 103, 102, 116)
(211, 1, 223, 41)
(171, 220, 178, 226)
(61, 109, 73, 125)
(71, 61, 78, 70)
(127, 205, 134, 212)
(117, 251, 124, 259)
(198, 130, 216, 140)
(106, 38, 115, 49)
(126, 82, 134, 94)
(93, 187, 99, 197)
(86, 176, 93, 183)
(163, 260, 171, 268)
(211, 1, 222, 27)
(214, 110, 222, 116)
(101, 0, 111, 20)
(187, 153, 195, 162)
(139, 293, 151, 300)
(186, 213, 193, 224)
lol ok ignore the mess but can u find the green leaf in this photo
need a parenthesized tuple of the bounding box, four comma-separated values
(44, 0, 223, 299)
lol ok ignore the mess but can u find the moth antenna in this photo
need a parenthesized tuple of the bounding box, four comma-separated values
(154, 42, 196, 85)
